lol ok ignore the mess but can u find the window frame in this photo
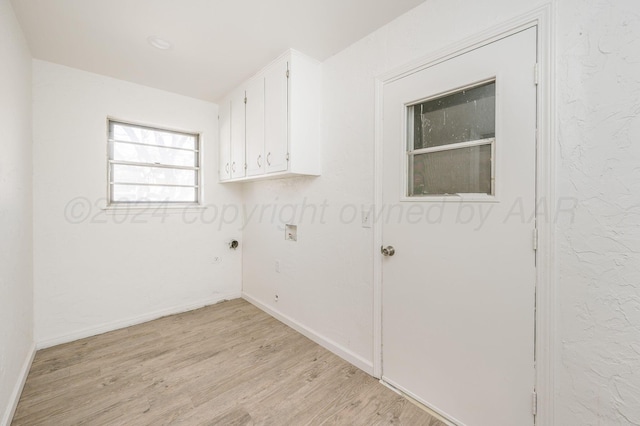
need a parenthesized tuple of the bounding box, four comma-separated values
(401, 77, 500, 203)
(106, 118, 202, 207)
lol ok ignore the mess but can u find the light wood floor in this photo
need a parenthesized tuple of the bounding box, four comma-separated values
(13, 299, 444, 425)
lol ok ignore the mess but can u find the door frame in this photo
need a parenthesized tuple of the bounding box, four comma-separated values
(372, 5, 555, 425)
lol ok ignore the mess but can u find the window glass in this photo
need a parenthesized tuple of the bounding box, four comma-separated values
(411, 81, 495, 150)
(112, 123, 196, 150)
(108, 121, 199, 204)
(410, 145, 492, 196)
(407, 81, 495, 197)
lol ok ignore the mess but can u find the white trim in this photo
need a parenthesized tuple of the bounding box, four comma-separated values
(1, 342, 36, 426)
(242, 292, 374, 375)
(373, 5, 554, 426)
(409, 138, 494, 156)
(372, 78, 384, 378)
(36, 292, 241, 350)
(380, 378, 465, 426)
(218, 170, 321, 183)
(533, 5, 556, 426)
(102, 204, 206, 213)
(106, 118, 203, 206)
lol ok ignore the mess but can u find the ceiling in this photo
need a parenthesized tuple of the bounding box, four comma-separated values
(11, 0, 425, 102)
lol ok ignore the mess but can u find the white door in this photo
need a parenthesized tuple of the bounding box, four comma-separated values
(230, 88, 246, 179)
(246, 76, 265, 177)
(264, 56, 289, 173)
(218, 99, 231, 181)
(382, 28, 537, 426)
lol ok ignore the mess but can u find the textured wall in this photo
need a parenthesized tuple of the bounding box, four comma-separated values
(0, 0, 33, 423)
(556, 0, 640, 424)
(32, 60, 243, 346)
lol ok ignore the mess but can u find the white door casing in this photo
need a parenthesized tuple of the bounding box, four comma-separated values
(381, 27, 538, 426)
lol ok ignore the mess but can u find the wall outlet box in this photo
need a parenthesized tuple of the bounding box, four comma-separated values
(285, 224, 297, 241)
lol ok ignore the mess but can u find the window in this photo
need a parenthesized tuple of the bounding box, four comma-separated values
(407, 80, 495, 197)
(108, 120, 200, 205)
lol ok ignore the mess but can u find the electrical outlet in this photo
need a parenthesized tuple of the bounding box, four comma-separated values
(274, 294, 279, 302)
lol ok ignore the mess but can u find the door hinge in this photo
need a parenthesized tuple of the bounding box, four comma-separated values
(534, 63, 539, 86)
(244, 163, 247, 170)
(286, 69, 290, 79)
(286, 152, 290, 161)
(533, 228, 538, 251)
(244, 96, 247, 104)
(532, 390, 538, 416)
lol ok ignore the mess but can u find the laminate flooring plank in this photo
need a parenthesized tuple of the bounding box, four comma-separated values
(13, 299, 444, 426)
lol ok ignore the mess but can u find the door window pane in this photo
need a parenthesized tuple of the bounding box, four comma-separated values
(410, 144, 492, 196)
(407, 80, 495, 197)
(411, 81, 495, 150)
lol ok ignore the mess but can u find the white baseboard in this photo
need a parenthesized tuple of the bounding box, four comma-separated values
(36, 292, 242, 350)
(2, 342, 36, 426)
(242, 292, 374, 375)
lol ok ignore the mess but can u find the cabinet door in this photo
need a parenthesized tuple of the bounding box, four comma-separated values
(230, 89, 246, 179)
(218, 99, 231, 181)
(264, 57, 289, 173)
(245, 76, 265, 176)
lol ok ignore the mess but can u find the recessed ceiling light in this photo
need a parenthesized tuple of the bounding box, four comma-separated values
(147, 35, 172, 50)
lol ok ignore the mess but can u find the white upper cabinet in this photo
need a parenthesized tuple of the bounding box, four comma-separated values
(229, 88, 246, 179)
(246, 76, 265, 177)
(218, 99, 231, 181)
(218, 49, 321, 183)
(264, 56, 289, 174)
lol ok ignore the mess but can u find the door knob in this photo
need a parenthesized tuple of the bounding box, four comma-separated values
(381, 245, 395, 257)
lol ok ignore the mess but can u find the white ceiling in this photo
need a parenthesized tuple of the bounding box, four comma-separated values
(11, 0, 425, 102)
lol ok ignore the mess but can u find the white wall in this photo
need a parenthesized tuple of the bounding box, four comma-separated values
(242, 0, 548, 374)
(242, 0, 640, 424)
(0, 0, 34, 423)
(556, 1, 640, 424)
(32, 60, 243, 346)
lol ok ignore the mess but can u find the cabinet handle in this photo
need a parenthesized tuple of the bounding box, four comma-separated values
(267, 152, 271, 166)
(225, 163, 229, 174)
(232, 162, 236, 173)
(257, 155, 262, 167)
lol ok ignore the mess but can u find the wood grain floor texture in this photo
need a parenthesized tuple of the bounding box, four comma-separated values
(12, 299, 444, 426)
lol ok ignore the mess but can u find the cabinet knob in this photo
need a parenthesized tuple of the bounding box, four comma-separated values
(225, 163, 229, 174)
(266, 152, 272, 166)
(232, 162, 236, 173)
(257, 155, 262, 168)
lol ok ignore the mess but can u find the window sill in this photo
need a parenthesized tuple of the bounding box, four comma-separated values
(102, 204, 207, 215)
